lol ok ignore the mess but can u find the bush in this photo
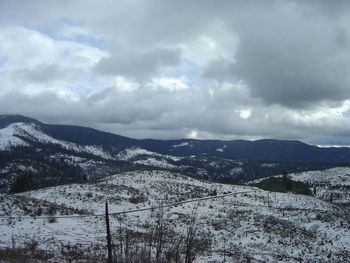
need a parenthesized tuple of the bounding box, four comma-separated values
(24, 239, 38, 250)
(129, 194, 148, 204)
(35, 207, 43, 216)
(48, 214, 57, 223)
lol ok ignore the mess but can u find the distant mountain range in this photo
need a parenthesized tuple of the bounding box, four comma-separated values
(1, 114, 350, 193)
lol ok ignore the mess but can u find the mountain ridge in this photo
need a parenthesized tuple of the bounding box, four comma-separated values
(1, 114, 350, 193)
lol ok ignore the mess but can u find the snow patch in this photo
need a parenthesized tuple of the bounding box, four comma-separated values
(134, 158, 177, 169)
(261, 163, 277, 168)
(172, 142, 190, 148)
(117, 147, 182, 161)
(229, 167, 243, 175)
(0, 123, 29, 150)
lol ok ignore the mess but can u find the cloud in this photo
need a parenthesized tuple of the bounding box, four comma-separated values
(148, 76, 189, 92)
(203, 1, 350, 108)
(0, 0, 350, 145)
(291, 0, 350, 17)
(95, 48, 181, 80)
(13, 64, 84, 83)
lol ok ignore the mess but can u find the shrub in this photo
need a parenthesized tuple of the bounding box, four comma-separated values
(24, 239, 38, 250)
(129, 194, 148, 204)
(48, 214, 57, 223)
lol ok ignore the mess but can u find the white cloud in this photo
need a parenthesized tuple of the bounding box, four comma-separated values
(0, 25, 107, 98)
(0, 25, 107, 69)
(148, 76, 189, 92)
(112, 76, 140, 92)
(180, 23, 239, 66)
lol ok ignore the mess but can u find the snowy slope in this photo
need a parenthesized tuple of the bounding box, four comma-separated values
(0, 170, 349, 262)
(116, 147, 183, 169)
(117, 147, 181, 161)
(116, 147, 251, 180)
(0, 123, 133, 193)
(0, 123, 30, 150)
(288, 167, 350, 205)
(0, 122, 113, 159)
(288, 167, 350, 187)
(249, 167, 350, 205)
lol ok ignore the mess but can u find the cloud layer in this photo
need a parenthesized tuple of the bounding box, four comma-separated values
(1, 0, 350, 145)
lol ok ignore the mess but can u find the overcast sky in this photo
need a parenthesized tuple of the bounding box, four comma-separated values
(1, 0, 350, 145)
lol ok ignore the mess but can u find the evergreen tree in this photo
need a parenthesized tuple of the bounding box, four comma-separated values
(11, 172, 34, 193)
(282, 171, 292, 192)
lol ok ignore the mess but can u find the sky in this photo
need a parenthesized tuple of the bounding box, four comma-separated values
(1, 0, 350, 145)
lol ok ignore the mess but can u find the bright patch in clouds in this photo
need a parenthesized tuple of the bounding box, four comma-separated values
(187, 130, 199, 139)
(149, 76, 188, 92)
(237, 109, 252, 120)
(113, 76, 140, 92)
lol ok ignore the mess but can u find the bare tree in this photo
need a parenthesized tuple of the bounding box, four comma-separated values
(152, 204, 167, 262)
(184, 204, 212, 263)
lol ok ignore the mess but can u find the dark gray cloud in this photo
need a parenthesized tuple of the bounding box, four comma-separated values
(291, 0, 350, 17)
(203, 1, 350, 108)
(202, 59, 235, 83)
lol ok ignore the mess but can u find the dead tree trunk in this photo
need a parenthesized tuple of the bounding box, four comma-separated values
(106, 201, 113, 263)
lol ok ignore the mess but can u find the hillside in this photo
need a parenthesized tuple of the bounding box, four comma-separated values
(250, 167, 350, 210)
(0, 170, 349, 262)
(2, 115, 350, 193)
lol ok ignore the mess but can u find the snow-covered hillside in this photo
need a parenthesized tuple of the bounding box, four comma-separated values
(1, 170, 349, 262)
(0, 123, 122, 193)
(0, 123, 30, 150)
(0, 122, 113, 159)
(250, 167, 350, 206)
(288, 167, 350, 187)
(116, 147, 182, 169)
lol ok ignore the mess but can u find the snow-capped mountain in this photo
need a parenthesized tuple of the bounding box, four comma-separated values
(1, 114, 350, 193)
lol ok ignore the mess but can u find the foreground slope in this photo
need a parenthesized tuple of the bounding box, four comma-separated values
(0, 170, 349, 262)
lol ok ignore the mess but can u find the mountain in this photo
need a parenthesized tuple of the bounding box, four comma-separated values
(1, 114, 350, 193)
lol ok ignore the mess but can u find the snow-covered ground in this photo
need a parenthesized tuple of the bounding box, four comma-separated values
(249, 167, 350, 205)
(0, 170, 349, 262)
(289, 167, 350, 187)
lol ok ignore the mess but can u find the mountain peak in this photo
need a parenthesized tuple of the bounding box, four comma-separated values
(0, 114, 41, 129)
